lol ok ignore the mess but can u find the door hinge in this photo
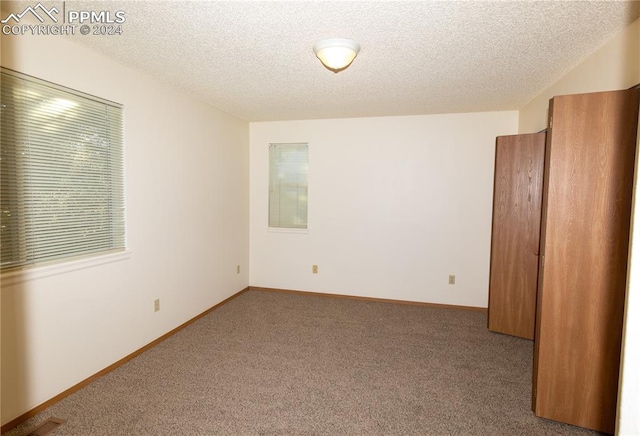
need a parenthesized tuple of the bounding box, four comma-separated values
(549, 117, 553, 128)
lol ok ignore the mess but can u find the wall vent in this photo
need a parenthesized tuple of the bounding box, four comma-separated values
(24, 417, 66, 436)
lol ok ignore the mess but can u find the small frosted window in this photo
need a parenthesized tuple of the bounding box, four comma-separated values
(268, 143, 308, 229)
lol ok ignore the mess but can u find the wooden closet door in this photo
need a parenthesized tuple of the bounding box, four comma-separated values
(488, 133, 545, 339)
(532, 89, 640, 433)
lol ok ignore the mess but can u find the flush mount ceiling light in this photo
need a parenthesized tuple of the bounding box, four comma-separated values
(313, 38, 360, 73)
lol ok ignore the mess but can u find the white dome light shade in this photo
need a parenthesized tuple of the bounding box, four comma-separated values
(313, 39, 360, 72)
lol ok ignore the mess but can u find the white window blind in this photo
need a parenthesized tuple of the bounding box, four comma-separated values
(0, 68, 125, 271)
(269, 143, 308, 229)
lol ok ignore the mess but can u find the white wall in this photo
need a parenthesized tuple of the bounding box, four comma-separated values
(250, 112, 518, 308)
(519, 18, 640, 134)
(622, 121, 640, 435)
(517, 17, 640, 436)
(0, 34, 250, 425)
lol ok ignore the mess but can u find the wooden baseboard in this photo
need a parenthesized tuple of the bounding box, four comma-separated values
(249, 286, 488, 312)
(1, 286, 250, 434)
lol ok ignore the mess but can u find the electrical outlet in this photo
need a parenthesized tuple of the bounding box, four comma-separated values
(312, 265, 318, 274)
(154, 299, 160, 312)
(448, 275, 455, 285)
(237, 265, 240, 274)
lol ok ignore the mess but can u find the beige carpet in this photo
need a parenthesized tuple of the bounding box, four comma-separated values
(6, 290, 601, 435)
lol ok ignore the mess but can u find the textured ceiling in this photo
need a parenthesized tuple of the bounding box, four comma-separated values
(4, 1, 640, 121)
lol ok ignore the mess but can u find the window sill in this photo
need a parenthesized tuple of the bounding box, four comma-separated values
(1, 250, 132, 286)
(267, 227, 309, 234)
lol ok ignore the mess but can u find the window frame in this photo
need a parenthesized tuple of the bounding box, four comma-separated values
(0, 67, 127, 272)
(268, 142, 309, 231)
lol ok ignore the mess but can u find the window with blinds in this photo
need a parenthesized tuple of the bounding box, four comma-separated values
(269, 143, 308, 229)
(0, 68, 125, 271)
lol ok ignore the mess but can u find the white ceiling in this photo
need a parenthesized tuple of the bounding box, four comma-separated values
(6, 1, 640, 121)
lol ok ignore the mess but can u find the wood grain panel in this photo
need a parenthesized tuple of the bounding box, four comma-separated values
(532, 89, 640, 433)
(532, 103, 555, 412)
(488, 133, 545, 339)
